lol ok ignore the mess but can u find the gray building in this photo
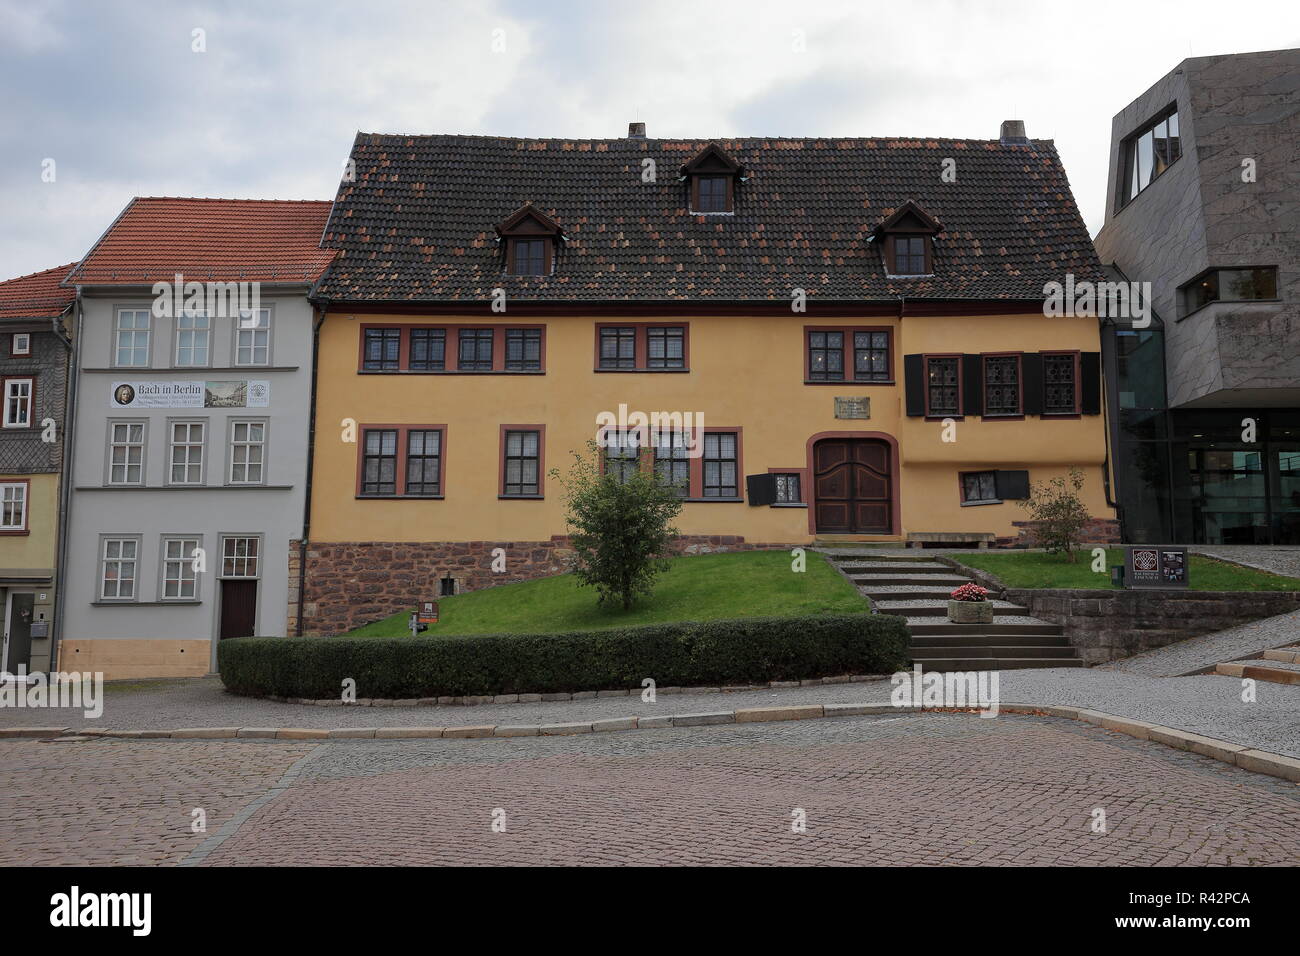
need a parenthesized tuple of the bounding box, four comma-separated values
(1094, 48, 1300, 544)
(57, 198, 334, 678)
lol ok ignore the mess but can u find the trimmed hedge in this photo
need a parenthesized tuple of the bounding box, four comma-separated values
(217, 613, 909, 700)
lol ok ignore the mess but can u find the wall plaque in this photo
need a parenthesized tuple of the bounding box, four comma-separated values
(834, 396, 871, 419)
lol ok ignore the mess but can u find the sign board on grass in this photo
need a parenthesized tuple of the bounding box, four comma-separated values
(1124, 547, 1188, 589)
(417, 600, 439, 624)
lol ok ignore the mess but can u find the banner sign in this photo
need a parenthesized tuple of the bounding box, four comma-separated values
(110, 380, 270, 409)
(1125, 546, 1189, 589)
(417, 600, 439, 625)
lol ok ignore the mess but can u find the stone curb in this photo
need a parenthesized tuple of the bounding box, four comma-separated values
(7, 703, 1300, 784)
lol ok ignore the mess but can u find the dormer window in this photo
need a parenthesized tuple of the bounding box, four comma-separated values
(496, 203, 563, 276)
(871, 201, 943, 278)
(683, 145, 742, 214)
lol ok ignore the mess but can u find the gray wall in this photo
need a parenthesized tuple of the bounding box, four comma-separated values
(1094, 48, 1300, 409)
(62, 289, 314, 668)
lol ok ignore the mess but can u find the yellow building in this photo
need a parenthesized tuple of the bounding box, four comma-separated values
(299, 127, 1116, 634)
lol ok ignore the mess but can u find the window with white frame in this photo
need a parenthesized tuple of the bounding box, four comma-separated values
(108, 421, 145, 484)
(229, 421, 265, 484)
(169, 421, 205, 484)
(3, 378, 33, 428)
(175, 311, 210, 366)
(100, 537, 138, 599)
(1, 482, 27, 531)
(115, 309, 151, 367)
(221, 536, 260, 577)
(161, 537, 200, 599)
(11, 333, 30, 356)
(235, 308, 271, 366)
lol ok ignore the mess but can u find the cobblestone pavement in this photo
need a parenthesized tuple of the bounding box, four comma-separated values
(5, 667, 1299, 758)
(1106, 608, 1300, 677)
(4, 714, 1297, 866)
(0, 739, 315, 865)
(1190, 546, 1300, 578)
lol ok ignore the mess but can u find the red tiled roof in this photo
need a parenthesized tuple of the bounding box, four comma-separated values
(67, 197, 336, 286)
(0, 263, 77, 319)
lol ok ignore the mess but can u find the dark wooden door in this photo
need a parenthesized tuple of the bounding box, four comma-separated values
(4, 593, 34, 672)
(813, 439, 892, 534)
(220, 580, 258, 639)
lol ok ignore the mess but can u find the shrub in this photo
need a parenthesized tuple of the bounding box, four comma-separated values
(1018, 467, 1092, 562)
(217, 613, 910, 700)
(552, 440, 684, 610)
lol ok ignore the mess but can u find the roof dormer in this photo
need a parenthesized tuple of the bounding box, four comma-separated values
(681, 145, 743, 214)
(495, 203, 563, 275)
(871, 201, 943, 277)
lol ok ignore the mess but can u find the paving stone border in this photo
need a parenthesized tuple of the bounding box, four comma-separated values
(260, 673, 886, 707)
(5, 701, 1299, 785)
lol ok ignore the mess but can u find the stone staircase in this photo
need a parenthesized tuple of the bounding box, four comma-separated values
(1215, 645, 1300, 685)
(824, 549, 1082, 670)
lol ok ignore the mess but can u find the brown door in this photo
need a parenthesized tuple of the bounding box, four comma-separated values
(813, 439, 892, 534)
(219, 580, 258, 639)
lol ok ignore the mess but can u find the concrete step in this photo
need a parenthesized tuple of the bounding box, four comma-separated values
(877, 601, 1028, 618)
(851, 575, 972, 587)
(828, 552, 941, 563)
(859, 587, 966, 601)
(907, 619, 1064, 636)
(840, 562, 954, 572)
(911, 645, 1078, 660)
(1262, 647, 1300, 665)
(1215, 659, 1300, 685)
(910, 657, 1085, 671)
(911, 633, 1073, 648)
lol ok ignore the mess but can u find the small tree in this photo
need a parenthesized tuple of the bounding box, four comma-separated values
(552, 440, 683, 610)
(1019, 467, 1092, 562)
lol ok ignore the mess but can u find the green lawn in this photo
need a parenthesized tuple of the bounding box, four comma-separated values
(344, 550, 867, 637)
(955, 548, 1300, 591)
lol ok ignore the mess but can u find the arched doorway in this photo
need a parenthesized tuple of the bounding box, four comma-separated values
(812, 438, 893, 534)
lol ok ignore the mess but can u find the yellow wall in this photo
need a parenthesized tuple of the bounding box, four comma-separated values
(1, 472, 59, 567)
(310, 311, 1113, 544)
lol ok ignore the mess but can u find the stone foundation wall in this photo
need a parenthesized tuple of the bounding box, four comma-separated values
(291, 535, 795, 636)
(1002, 588, 1300, 665)
(996, 518, 1121, 549)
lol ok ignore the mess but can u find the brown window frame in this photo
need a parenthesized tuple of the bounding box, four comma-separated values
(767, 466, 809, 508)
(356, 424, 447, 499)
(922, 354, 963, 418)
(959, 470, 1000, 506)
(499, 425, 545, 499)
(596, 425, 743, 501)
(883, 234, 934, 276)
(691, 174, 734, 214)
(357, 324, 546, 374)
(1040, 350, 1082, 417)
(506, 236, 553, 276)
(981, 352, 1024, 418)
(594, 323, 690, 372)
(804, 326, 894, 385)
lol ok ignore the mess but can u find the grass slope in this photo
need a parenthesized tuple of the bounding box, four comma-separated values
(345, 550, 866, 637)
(955, 548, 1300, 591)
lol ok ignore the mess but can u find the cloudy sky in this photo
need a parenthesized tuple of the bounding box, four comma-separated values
(2, 0, 1297, 280)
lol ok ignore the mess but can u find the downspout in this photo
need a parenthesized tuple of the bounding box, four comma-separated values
(49, 290, 81, 672)
(295, 300, 328, 636)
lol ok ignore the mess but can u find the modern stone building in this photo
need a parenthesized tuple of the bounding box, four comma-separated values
(0, 265, 74, 675)
(57, 198, 334, 678)
(1094, 48, 1300, 544)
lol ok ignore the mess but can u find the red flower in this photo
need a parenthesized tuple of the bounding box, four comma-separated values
(950, 583, 989, 602)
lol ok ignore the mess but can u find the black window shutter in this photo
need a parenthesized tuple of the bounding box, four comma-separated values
(746, 473, 778, 506)
(962, 354, 983, 417)
(903, 354, 925, 416)
(1080, 352, 1102, 414)
(995, 470, 1031, 499)
(1022, 353, 1043, 416)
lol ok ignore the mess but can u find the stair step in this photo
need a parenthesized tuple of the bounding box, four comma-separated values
(907, 620, 1064, 636)
(840, 562, 953, 572)
(911, 645, 1078, 659)
(909, 658, 1085, 671)
(828, 553, 942, 563)
(1215, 659, 1300, 685)
(860, 589, 963, 601)
(911, 633, 1072, 647)
(852, 575, 972, 586)
(1262, 647, 1300, 665)
(878, 602, 1028, 617)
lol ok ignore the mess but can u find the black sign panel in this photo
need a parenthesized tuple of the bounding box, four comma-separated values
(1125, 547, 1189, 589)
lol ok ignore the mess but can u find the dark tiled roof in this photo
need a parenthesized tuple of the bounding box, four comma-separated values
(67, 198, 336, 285)
(0, 263, 77, 319)
(318, 133, 1103, 303)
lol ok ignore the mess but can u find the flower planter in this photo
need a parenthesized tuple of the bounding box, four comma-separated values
(947, 599, 994, 624)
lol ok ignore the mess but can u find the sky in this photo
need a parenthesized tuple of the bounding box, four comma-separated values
(2, 0, 1298, 281)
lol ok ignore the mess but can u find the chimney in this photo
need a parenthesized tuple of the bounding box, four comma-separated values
(999, 120, 1029, 145)
(627, 121, 646, 139)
